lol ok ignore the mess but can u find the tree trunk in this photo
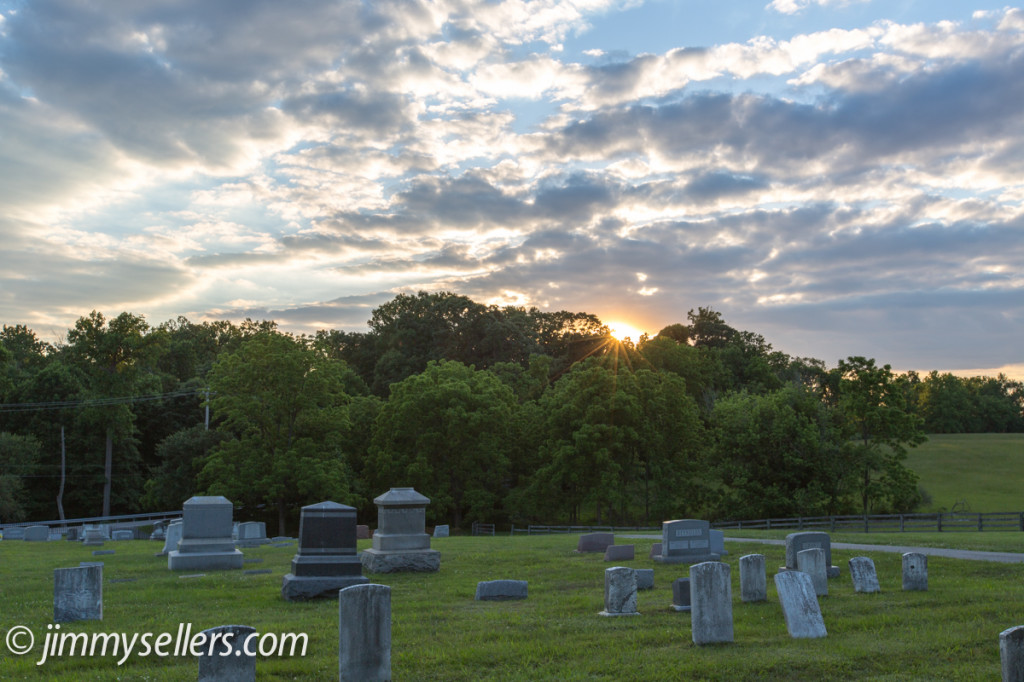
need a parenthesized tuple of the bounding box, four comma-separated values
(103, 427, 113, 517)
(56, 426, 66, 521)
(277, 498, 287, 537)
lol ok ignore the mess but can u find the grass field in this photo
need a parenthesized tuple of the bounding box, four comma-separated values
(2, 534, 1024, 680)
(905, 433, 1024, 513)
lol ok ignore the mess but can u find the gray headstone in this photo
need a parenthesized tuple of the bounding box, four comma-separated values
(475, 579, 528, 601)
(66, 526, 82, 541)
(690, 562, 733, 645)
(902, 552, 928, 591)
(339, 584, 391, 682)
(433, 524, 449, 538)
(4, 526, 26, 540)
(657, 519, 720, 564)
(236, 521, 269, 547)
(785, 531, 839, 578)
(671, 577, 692, 612)
(360, 488, 440, 574)
(54, 565, 102, 623)
(774, 571, 827, 639)
(600, 566, 639, 616)
(1002, 625, 1024, 682)
(849, 556, 881, 593)
(197, 624, 256, 682)
(25, 525, 50, 541)
(112, 530, 132, 541)
(577, 532, 614, 553)
(709, 529, 728, 556)
(739, 554, 767, 603)
(83, 525, 105, 547)
(357, 525, 371, 540)
(797, 548, 828, 597)
(603, 544, 635, 562)
(92, 550, 115, 556)
(282, 501, 368, 601)
(161, 520, 182, 555)
(168, 496, 243, 571)
(649, 542, 662, 559)
(634, 568, 654, 591)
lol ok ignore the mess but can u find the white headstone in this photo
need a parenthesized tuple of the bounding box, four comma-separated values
(54, 565, 103, 623)
(161, 520, 182, 555)
(339, 584, 391, 682)
(902, 552, 928, 591)
(600, 566, 639, 617)
(797, 547, 828, 597)
(433, 524, 449, 538)
(774, 571, 827, 639)
(739, 554, 767, 602)
(690, 562, 733, 645)
(849, 556, 881, 593)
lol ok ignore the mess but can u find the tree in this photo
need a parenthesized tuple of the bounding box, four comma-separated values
(0, 432, 42, 522)
(199, 332, 356, 535)
(142, 425, 228, 511)
(366, 360, 516, 527)
(831, 357, 926, 514)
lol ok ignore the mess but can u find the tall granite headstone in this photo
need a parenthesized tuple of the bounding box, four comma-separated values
(160, 520, 183, 556)
(797, 547, 828, 597)
(655, 519, 720, 564)
(690, 562, 733, 645)
(739, 553, 767, 603)
(168, 496, 243, 571)
(339, 584, 391, 682)
(197, 625, 256, 682)
(902, 552, 928, 591)
(360, 488, 440, 573)
(282, 501, 368, 601)
(849, 556, 881, 593)
(774, 571, 827, 639)
(600, 566, 639, 617)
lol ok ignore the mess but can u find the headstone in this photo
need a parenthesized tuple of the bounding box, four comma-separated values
(433, 524, 450, 538)
(709, 529, 728, 556)
(603, 544, 635, 562)
(197, 624, 256, 682)
(83, 525, 105, 547)
(282, 501, 369, 601)
(785, 531, 839, 578)
(600, 566, 639, 616)
(357, 525, 371, 540)
(797, 548, 828, 597)
(739, 554, 767, 603)
(92, 550, 115, 556)
(160, 520, 182, 556)
(671, 577, 692, 612)
(577, 532, 614, 553)
(25, 525, 50, 541)
(149, 521, 166, 541)
(1002, 626, 1024, 682)
(774, 571, 827, 639)
(690, 562, 733, 645)
(360, 488, 441, 574)
(849, 556, 881, 593)
(66, 527, 81, 541)
(236, 521, 269, 548)
(54, 565, 102, 623)
(339, 584, 391, 682)
(649, 542, 662, 559)
(902, 552, 928, 591)
(655, 519, 720, 564)
(475, 580, 528, 601)
(168, 496, 243, 571)
(634, 568, 654, 591)
(232, 522, 239, 540)
(112, 530, 132, 541)
(4, 526, 26, 540)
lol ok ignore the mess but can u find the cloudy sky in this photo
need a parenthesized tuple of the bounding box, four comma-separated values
(1, 0, 1022, 378)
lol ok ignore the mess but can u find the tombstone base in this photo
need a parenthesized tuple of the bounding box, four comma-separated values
(599, 611, 641, 617)
(652, 553, 720, 564)
(281, 573, 369, 601)
(671, 604, 692, 612)
(235, 538, 272, 548)
(360, 548, 440, 573)
(167, 549, 243, 571)
(779, 565, 841, 579)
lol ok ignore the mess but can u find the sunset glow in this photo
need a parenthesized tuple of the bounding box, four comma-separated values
(607, 321, 646, 343)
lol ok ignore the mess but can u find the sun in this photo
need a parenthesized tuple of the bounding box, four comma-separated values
(606, 320, 646, 343)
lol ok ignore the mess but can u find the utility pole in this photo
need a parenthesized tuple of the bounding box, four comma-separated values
(204, 389, 211, 430)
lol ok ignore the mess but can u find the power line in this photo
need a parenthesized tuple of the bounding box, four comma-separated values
(0, 389, 202, 413)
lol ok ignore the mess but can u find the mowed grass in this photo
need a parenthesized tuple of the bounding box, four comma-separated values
(2, 534, 1024, 680)
(906, 433, 1024, 513)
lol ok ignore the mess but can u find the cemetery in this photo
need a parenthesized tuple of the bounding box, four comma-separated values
(0, 527, 1022, 679)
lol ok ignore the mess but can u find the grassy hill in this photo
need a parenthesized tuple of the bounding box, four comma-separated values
(904, 433, 1024, 513)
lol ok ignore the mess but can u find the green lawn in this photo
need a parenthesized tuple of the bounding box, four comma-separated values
(905, 433, 1024, 513)
(1, 534, 1022, 680)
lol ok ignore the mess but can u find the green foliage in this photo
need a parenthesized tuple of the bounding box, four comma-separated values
(199, 332, 356, 534)
(0, 431, 42, 522)
(367, 360, 516, 526)
(141, 425, 228, 511)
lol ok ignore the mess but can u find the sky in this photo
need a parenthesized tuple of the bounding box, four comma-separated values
(0, 0, 1022, 378)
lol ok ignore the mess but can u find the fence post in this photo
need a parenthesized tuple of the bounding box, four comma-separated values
(766, 518, 772, 530)
(864, 515, 869, 533)
(830, 516, 835, 533)
(978, 514, 983, 532)
(1020, 512, 1023, 532)
(899, 515, 904, 532)
(937, 513, 942, 532)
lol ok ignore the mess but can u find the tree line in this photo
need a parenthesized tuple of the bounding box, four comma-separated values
(1, 292, 1021, 533)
